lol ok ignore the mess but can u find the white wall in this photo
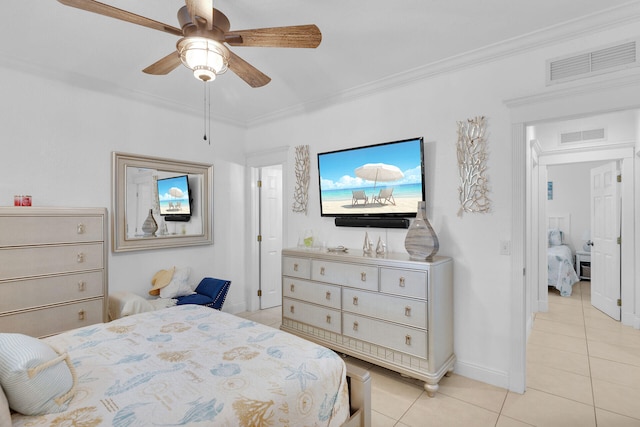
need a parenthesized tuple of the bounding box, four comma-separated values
(0, 64, 250, 313)
(547, 162, 607, 252)
(2, 12, 640, 391)
(245, 19, 640, 388)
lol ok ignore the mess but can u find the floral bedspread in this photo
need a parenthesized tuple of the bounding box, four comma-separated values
(548, 245, 580, 296)
(11, 305, 350, 426)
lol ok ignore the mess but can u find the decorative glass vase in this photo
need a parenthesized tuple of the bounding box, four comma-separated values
(142, 209, 158, 236)
(404, 201, 439, 260)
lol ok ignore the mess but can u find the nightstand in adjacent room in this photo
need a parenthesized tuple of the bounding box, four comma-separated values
(575, 250, 591, 280)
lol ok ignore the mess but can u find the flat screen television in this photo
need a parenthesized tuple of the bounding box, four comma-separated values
(318, 137, 425, 219)
(157, 175, 192, 221)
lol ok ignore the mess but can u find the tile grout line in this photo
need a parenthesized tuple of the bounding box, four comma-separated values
(580, 281, 599, 426)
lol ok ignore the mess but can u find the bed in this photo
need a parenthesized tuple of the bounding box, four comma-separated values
(547, 216, 580, 296)
(2, 305, 370, 427)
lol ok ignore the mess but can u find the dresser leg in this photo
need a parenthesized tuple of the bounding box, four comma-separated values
(424, 381, 439, 397)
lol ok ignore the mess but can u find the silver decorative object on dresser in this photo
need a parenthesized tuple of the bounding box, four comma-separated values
(281, 247, 454, 396)
(0, 207, 108, 337)
(404, 201, 439, 260)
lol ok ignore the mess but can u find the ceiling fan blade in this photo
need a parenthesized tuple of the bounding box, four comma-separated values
(226, 25, 321, 48)
(57, 0, 182, 36)
(142, 52, 182, 75)
(228, 52, 271, 88)
(185, 0, 213, 30)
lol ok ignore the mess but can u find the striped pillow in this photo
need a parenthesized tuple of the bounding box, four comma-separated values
(0, 334, 76, 415)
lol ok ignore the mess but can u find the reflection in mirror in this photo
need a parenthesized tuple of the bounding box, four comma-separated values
(112, 152, 213, 252)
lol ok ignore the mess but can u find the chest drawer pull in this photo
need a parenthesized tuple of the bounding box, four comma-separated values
(77, 253, 85, 263)
(290, 305, 295, 314)
(78, 281, 86, 292)
(405, 335, 412, 346)
(405, 306, 412, 317)
(326, 314, 332, 324)
(326, 291, 331, 300)
(352, 296, 359, 306)
(360, 272, 366, 281)
(399, 277, 406, 287)
(320, 266, 325, 275)
(78, 310, 86, 321)
(290, 283, 295, 292)
(293, 263, 299, 272)
(77, 223, 85, 234)
(353, 321, 359, 331)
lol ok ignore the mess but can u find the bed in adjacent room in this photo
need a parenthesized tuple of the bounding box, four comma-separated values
(547, 218, 580, 296)
(3, 305, 370, 427)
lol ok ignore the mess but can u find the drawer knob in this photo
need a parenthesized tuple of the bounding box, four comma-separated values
(78, 310, 86, 321)
(352, 296, 358, 306)
(326, 291, 331, 300)
(326, 315, 331, 324)
(78, 281, 86, 292)
(405, 306, 412, 317)
(77, 223, 85, 234)
(405, 335, 412, 346)
(293, 263, 299, 272)
(360, 272, 366, 281)
(399, 277, 406, 287)
(320, 266, 325, 275)
(353, 321, 359, 331)
(290, 305, 295, 314)
(76, 253, 85, 263)
(290, 283, 295, 292)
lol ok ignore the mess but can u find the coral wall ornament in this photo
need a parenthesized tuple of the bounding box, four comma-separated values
(456, 116, 491, 216)
(292, 145, 310, 214)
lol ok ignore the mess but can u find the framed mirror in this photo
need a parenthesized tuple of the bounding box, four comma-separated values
(112, 152, 213, 252)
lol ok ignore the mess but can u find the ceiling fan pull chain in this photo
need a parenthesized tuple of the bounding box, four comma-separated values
(203, 81, 208, 142)
(208, 83, 212, 145)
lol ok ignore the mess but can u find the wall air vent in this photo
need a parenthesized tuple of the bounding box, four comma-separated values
(547, 40, 639, 85)
(559, 128, 606, 145)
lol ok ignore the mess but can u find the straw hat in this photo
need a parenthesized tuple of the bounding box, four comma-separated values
(149, 267, 175, 296)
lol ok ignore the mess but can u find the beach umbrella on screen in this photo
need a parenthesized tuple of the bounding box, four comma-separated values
(354, 163, 404, 197)
(169, 187, 184, 198)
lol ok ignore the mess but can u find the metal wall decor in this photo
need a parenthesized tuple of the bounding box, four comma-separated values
(292, 145, 310, 214)
(456, 116, 491, 216)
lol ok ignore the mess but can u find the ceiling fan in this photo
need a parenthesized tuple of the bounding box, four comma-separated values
(57, 0, 322, 87)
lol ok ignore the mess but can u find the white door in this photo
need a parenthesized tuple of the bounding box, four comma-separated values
(590, 161, 621, 320)
(259, 165, 283, 309)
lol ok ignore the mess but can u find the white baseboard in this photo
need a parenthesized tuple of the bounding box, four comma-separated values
(453, 360, 510, 391)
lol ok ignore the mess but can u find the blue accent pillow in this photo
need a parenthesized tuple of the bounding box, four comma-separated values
(195, 278, 230, 299)
(176, 293, 214, 306)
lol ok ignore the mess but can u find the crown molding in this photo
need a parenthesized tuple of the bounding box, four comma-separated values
(248, 1, 640, 127)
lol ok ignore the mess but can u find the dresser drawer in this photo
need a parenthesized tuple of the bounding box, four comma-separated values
(0, 271, 104, 314)
(342, 288, 427, 329)
(0, 299, 104, 337)
(380, 267, 428, 299)
(283, 278, 341, 309)
(0, 243, 104, 280)
(311, 260, 378, 291)
(343, 313, 427, 359)
(0, 215, 103, 247)
(282, 256, 311, 279)
(282, 297, 341, 334)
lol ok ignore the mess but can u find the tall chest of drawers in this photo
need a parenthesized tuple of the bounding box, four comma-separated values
(281, 247, 454, 396)
(0, 207, 108, 337)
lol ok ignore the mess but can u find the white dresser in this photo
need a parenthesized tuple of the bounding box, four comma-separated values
(281, 247, 454, 396)
(0, 207, 108, 337)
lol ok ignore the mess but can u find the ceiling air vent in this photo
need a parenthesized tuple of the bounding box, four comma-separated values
(547, 40, 639, 85)
(559, 128, 606, 145)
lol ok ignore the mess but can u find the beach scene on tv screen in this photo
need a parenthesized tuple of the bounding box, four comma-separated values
(319, 140, 423, 216)
(158, 176, 191, 215)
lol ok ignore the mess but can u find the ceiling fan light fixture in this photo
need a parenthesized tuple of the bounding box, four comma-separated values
(177, 37, 229, 82)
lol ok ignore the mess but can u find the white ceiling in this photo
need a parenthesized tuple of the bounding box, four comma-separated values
(2, 1, 638, 126)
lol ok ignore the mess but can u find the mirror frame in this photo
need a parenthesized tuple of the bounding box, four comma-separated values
(112, 152, 213, 252)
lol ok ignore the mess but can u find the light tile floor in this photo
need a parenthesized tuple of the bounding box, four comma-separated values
(236, 281, 640, 426)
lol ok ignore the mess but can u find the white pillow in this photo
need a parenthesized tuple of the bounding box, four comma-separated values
(548, 228, 563, 247)
(160, 267, 193, 299)
(0, 333, 76, 416)
(0, 384, 11, 427)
